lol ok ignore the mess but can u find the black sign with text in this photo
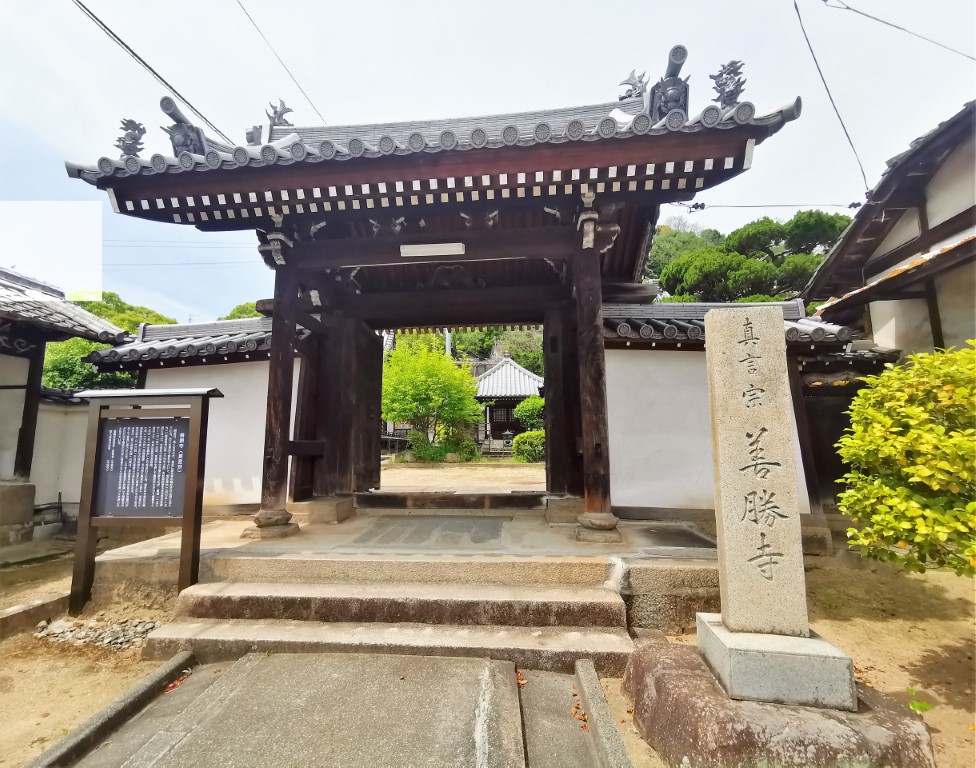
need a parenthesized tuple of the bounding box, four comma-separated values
(93, 418, 189, 517)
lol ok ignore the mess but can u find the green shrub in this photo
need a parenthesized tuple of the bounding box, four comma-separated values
(408, 431, 448, 463)
(513, 430, 545, 463)
(443, 432, 479, 462)
(836, 342, 976, 576)
(514, 395, 545, 431)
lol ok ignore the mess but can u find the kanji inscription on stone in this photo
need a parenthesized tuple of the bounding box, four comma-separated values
(93, 418, 189, 517)
(705, 306, 809, 637)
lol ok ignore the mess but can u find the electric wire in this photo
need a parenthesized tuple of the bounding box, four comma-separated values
(235, 0, 328, 124)
(71, 0, 233, 144)
(822, 0, 975, 61)
(793, 0, 870, 193)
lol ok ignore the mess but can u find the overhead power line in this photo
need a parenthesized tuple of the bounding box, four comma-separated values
(670, 201, 863, 212)
(822, 0, 975, 61)
(793, 0, 870, 193)
(71, 0, 233, 144)
(235, 0, 328, 124)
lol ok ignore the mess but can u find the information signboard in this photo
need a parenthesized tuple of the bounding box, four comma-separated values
(93, 418, 190, 518)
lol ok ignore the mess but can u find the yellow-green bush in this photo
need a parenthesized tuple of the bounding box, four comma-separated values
(836, 342, 976, 576)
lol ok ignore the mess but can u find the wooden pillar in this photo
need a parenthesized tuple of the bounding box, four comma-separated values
(253, 263, 299, 533)
(562, 305, 584, 497)
(544, 308, 570, 495)
(289, 336, 319, 502)
(313, 314, 356, 497)
(924, 279, 945, 349)
(366, 330, 383, 489)
(575, 208, 615, 528)
(787, 353, 824, 516)
(13, 341, 45, 481)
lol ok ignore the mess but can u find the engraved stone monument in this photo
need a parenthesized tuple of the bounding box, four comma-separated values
(698, 306, 857, 711)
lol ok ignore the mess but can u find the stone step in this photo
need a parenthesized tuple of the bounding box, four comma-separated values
(176, 582, 628, 628)
(144, 619, 635, 674)
(206, 553, 612, 587)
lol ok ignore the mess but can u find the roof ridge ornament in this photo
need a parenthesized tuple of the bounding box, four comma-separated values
(114, 119, 146, 158)
(619, 69, 648, 100)
(267, 99, 294, 127)
(160, 96, 207, 156)
(710, 60, 746, 109)
(648, 45, 690, 123)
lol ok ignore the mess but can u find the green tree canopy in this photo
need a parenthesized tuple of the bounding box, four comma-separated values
(42, 292, 176, 390)
(381, 342, 482, 441)
(498, 329, 544, 376)
(513, 395, 545, 431)
(452, 328, 502, 359)
(219, 301, 262, 320)
(645, 226, 723, 280)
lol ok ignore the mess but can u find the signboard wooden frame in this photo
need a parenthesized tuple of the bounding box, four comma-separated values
(69, 388, 222, 614)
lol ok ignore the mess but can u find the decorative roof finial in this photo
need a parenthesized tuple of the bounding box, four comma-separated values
(267, 99, 294, 127)
(619, 70, 648, 101)
(160, 96, 207, 156)
(114, 119, 146, 157)
(709, 61, 746, 109)
(648, 45, 690, 122)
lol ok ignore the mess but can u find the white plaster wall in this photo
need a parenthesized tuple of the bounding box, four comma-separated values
(867, 209, 921, 273)
(926, 136, 976, 228)
(869, 299, 933, 357)
(145, 359, 301, 506)
(0, 354, 29, 480)
(606, 349, 811, 513)
(31, 402, 88, 505)
(935, 260, 976, 349)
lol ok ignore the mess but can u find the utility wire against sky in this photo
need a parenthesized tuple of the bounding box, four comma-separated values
(235, 0, 328, 124)
(71, 0, 233, 144)
(822, 0, 976, 61)
(793, 0, 870, 194)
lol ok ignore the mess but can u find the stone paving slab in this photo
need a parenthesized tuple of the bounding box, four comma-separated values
(81, 653, 526, 768)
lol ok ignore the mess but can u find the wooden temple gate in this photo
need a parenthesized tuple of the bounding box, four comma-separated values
(66, 44, 801, 537)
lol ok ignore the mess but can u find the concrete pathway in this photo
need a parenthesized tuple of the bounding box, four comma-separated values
(75, 652, 628, 767)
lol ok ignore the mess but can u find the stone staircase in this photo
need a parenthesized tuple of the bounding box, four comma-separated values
(144, 555, 635, 674)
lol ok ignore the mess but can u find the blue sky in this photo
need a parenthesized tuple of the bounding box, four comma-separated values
(0, 0, 973, 322)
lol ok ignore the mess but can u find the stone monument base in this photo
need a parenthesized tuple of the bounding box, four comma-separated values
(623, 633, 935, 768)
(697, 612, 857, 711)
(240, 523, 300, 539)
(0, 480, 35, 546)
(287, 496, 355, 526)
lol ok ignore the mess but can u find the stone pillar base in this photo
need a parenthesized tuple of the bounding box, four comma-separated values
(575, 525, 623, 543)
(287, 496, 355, 526)
(696, 612, 857, 711)
(241, 523, 300, 539)
(0, 481, 35, 546)
(577, 511, 618, 530)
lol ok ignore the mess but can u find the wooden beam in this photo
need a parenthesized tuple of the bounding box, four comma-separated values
(338, 284, 569, 328)
(289, 339, 318, 502)
(13, 341, 45, 480)
(291, 227, 577, 270)
(256, 268, 299, 525)
(865, 205, 976, 278)
(288, 440, 327, 456)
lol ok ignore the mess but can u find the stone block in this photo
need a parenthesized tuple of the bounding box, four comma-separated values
(240, 523, 300, 539)
(545, 496, 582, 523)
(0, 481, 35, 545)
(287, 496, 354, 525)
(697, 612, 857, 711)
(626, 591, 719, 634)
(623, 636, 935, 768)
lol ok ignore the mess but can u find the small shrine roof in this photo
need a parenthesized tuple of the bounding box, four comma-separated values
(475, 355, 544, 399)
(0, 267, 129, 344)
